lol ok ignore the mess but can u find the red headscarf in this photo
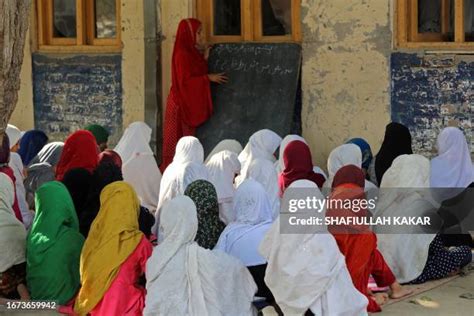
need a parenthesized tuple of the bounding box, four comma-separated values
(171, 18, 212, 127)
(278, 140, 325, 196)
(98, 149, 122, 169)
(56, 130, 99, 181)
(327, 165, 379, 311)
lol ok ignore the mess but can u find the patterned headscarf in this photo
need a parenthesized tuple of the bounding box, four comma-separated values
(184, 180, 225, 249)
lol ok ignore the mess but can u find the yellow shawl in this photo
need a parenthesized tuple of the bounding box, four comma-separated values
(74, 181, 143, 315)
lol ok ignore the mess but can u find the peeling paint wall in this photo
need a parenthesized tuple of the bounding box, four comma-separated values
(301, 0, 392, 168)
(391, 53, 474, 158)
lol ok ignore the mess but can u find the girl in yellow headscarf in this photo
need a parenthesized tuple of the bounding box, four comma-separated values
(74, 181, 153, 315)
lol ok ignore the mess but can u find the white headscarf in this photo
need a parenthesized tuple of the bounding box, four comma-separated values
(206, 151, 241, 224)
(259, 180, 368, 316)
(144, 196, 257, 316)
(0, 173, 27, 273)
(6, 124, 22, 149)
(215, 179, 274, 266)
(8, 152, 32, 228)
(246, 158, 280, 219)
(375, 154, 438, 283)
(115, 122, 162, 211)
(237, 130, 282, 183)
(430, 127, 474, 189)
(324, 144, 378, 199)
(205, 139, 243, 164)
(274, 134, 306, 174)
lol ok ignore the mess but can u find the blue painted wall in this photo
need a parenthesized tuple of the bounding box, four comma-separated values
(391, 52, 473, 157)
(32, 54, 122, 144)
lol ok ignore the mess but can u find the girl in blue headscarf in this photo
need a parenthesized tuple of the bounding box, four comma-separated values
(18, 130, 48, 166)
(346, 138, 373, 177)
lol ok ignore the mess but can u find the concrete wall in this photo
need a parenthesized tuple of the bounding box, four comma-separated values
(159, 0, 193, 113)
(301, 0, 392, 168)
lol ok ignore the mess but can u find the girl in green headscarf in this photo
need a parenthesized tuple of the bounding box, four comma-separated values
(26, 181, 84, 304)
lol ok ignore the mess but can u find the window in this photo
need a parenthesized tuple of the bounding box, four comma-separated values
(37, 0, 121, 52)
(397, 0, 474, 48)
(196, 0, 301, 43)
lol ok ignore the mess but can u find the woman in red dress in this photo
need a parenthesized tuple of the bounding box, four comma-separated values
(161, 18, 227, 172)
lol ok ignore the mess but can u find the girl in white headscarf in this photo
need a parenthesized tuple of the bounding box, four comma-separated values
(246, 159, 280, 219)
(215, 179, 274, 304)
(115, 122, 162, 212)
(6, 125, 32, 228)
(259, 180, 368, 316)
(206, 150, 241, 224)
(144, 196, 257, 316)
(204, 139, 243, 164)
(153, 137, 208, 235)
(0, 173, 29, 300)
(324, 144, 378, 199)
(236, 129, 282, 186)
(376, 154, 472, 284)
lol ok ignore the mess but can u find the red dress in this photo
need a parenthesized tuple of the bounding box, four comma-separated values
(160, 19, 212, 172)
(327, 165, 395, 313)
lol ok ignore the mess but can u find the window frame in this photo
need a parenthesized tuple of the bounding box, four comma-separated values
(396, 0, 474, 49)
(36, 0, 122, 53)
(196, 0, 302, 43)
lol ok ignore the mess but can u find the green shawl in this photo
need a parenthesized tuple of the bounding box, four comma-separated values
(84, 124, 109, 145)
(27, 181, 85, 304)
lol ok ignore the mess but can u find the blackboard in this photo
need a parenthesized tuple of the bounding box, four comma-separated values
(197, 43, 302, 155)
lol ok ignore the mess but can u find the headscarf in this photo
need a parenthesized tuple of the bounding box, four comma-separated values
(171, 19, 212, 128)
(259, 180, 367, 315)
(326, 165, 378, 311)
(375, 154, 437, 283)
(79, 162, 123, 238)
(62, 168, 93, 219)
(237, 129, 282, 186)
(246, 158, 281, 219)
(0, 135, 22, 222)
(27, 181, 84, 304)
(144, 196, 257, 315)
(0, 134, 11, 165)
(274, 134, 306, 174)
(430, 127, 474, 189)
(206, 150, 240, 206)
(24, 142, 64, 209)
(56, 130, 99, 181)
(204, 139, 243, 164)
(98, 149, 122, 168)
(279, 140, 325, 196)
(156, 136, 206, 214)
(9, 152, 31, 228)
(18, 130, 48, 166)
(215, 179, 273, 266)
(375, 122, 413, 185)
(346, 138, 373, 170)
(84, 124, 109, 145)
(74, 181, 143, 315)
(6, 124, 22, 149)
(115, 122, 161, 211)
(0, 173, 27, 273)
(184, 180, 225, 249)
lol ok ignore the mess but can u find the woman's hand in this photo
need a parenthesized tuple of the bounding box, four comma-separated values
(208, 73, 228, 84)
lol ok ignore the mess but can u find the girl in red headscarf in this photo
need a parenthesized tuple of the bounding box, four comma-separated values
(278, 140, 325, 196)
(327, 165, 412, 313)
(55, 130, 99, 181)
(160, 18, 227, 172)
(0, 135, 23, 222)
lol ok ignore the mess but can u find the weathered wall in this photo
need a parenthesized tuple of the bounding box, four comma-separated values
(301, 0, 392, 168)
(159, 0, 193, 113)
(121, 0, 146, 128)
(391, 52, 474, 158)
(32, 54, 123, 144)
